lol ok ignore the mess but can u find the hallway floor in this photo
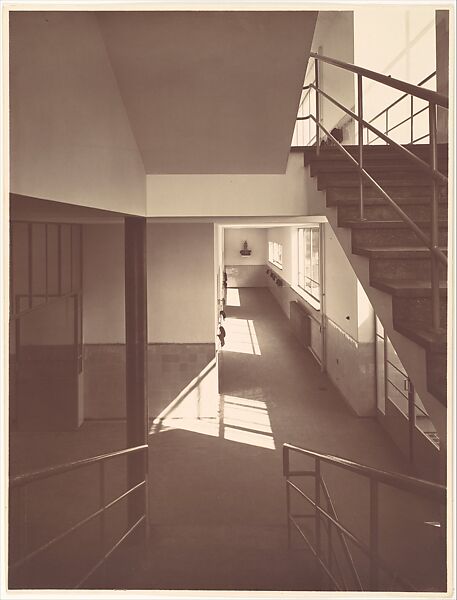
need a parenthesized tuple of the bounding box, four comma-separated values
(122, 287, 444, 592)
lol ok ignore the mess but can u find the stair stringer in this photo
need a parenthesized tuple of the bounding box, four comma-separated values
(320, 202, 447, 447)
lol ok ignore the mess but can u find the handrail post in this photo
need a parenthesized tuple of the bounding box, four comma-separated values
(407, 379, 416, 465)
(99, 461, 106, 584)
(315, 58, 320, 155)
(357, 73, 365, 221)
(283, 446, 292, 548)
(315, 459, 322, 576)
(369, 479, 379, 590)
(429, 102, 441, 332)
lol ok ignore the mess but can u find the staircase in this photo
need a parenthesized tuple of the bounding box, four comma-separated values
(303, 143, 448, 408)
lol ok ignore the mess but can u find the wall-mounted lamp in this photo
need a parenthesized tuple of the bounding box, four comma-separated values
(240, 241, 252, 256)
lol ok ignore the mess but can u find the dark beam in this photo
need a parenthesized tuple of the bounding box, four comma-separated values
(124, 216, 148, 529)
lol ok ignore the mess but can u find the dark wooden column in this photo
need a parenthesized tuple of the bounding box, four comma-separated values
(124, 216, 148, 528)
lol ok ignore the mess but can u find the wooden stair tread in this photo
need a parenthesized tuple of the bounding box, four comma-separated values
(354, 246, 447, 259)
(340, 219, 448, 229)
(371, 278, 447, 297)
(394, 322, 447, 352)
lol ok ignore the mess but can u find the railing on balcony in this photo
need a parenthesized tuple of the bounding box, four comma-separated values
(9, 444, 148, 588)
(283, 443, 446, 591)
(293, 53, 448, 333)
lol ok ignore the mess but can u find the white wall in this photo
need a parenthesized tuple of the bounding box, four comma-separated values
(147, 223, 215, 343)
(10, 12, 145, 215)
(146, 153, 306, 217)
(353, 6, 436, 142)
(306, 11, 355, 143)
(83, 224, 125, 344)
(224, 228, 267, 266)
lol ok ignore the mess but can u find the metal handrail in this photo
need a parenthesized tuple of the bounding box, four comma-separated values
(310, 53, 448, 108)
(10, 444, 148, 588)
(302, 53, 449, 332)
(284, 443, 445, 501)
(283, 443, 446, 591)
(10, 444, 148, 488)
(368, 72, 436, 127)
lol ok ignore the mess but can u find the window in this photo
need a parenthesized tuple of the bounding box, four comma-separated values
(297, 226, 320, 304)
(268, 241, 283, 269)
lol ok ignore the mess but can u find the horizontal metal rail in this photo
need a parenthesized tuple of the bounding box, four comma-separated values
(309, 83, 448, 185)
(75, 515, 146, 589)
(287, 479, 416, 591)
(10, 480, 146, 571)
(284, 444, 446, 502)
(368, 71, 436, 125)
(10, 444, 148, 488)
(10, 444, 148, 589)
(310, 52, 448, 108)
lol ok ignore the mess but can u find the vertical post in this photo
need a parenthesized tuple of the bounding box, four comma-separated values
(99, 461, 106, 581)
(315, 59, 320, 155)
(429, 102, 441, 332)
(407, 378, 416, 465)
(124, 217, 149, 540)
(410, 96, 414, 143)
(283, 446, 291, 548)
(369, 479, 379, 590)
(28, 224, 32, 309)
(357, 74, 365, 221)
(315, 459, 322, 572)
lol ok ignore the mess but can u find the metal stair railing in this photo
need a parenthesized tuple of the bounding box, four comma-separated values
(283, 443, 446, 591)
(9, 444, 148, 588)
(298, 52, 448, 332)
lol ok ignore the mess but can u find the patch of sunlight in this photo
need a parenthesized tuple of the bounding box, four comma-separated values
(224, 395, 268, 410)
(226, 288, 240, 307)
(224, 403, 273, 434)
(222, 394, 275, 450)
(151, 418, 219, 437)
(223, 318, 261, 355)
(224, 426, 276, 450)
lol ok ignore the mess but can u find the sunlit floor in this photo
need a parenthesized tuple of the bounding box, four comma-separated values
(123, 287, 442, 591)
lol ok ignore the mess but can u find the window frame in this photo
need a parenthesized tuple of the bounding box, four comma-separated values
(297, 225, 321, 306)
(268, 240, 283, 270)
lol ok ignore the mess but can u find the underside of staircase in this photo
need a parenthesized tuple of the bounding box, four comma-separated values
(303, 143, 448, 412)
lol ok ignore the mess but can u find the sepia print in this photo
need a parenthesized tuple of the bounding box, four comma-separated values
(2, 2, 454, 597)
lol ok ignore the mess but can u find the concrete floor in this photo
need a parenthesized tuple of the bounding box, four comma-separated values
(9, 287, 445, 591)
(129, 288, 444, 592)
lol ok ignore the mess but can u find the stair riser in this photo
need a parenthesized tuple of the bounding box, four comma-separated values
(303, 146, 448, 167)
(326, 187, 448, 205)
(369, 258, 447, 281)
(318, 174, 446, 189)
(351, 228, 447, 249)
(310, 161, 448, 177)
(337, 204, 448, 223)
(392, 297, 448, 329)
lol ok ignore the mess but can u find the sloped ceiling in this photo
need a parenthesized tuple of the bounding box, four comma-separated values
(97, 11, 317, 174)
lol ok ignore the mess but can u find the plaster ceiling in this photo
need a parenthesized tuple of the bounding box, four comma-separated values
(97, 11, 317, 174)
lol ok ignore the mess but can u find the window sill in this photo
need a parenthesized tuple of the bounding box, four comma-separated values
(291, 284, 321, 312)
(268, 260, 283, 270)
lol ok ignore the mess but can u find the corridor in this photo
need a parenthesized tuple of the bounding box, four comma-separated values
(128, 287, 422, 591)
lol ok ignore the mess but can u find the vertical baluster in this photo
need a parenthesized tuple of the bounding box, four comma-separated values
(327, 496, 333, 582)
(283, 446, 292, 548)
(315, 59, 320, 155)
(17, 486, 28, 562)
(369, 479, 379, 590)
(315, 459, 321, 574)
(407, 378, 416, 465)
(410, 96, 414, 143)
(358, 74, 365, 220)
(28, 223, 32, 309)
(99, 461, 106, 583)
(429, 102, 441, 332)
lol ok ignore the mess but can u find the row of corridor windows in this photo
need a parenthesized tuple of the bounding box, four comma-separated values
(268, 226, 321, 308)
